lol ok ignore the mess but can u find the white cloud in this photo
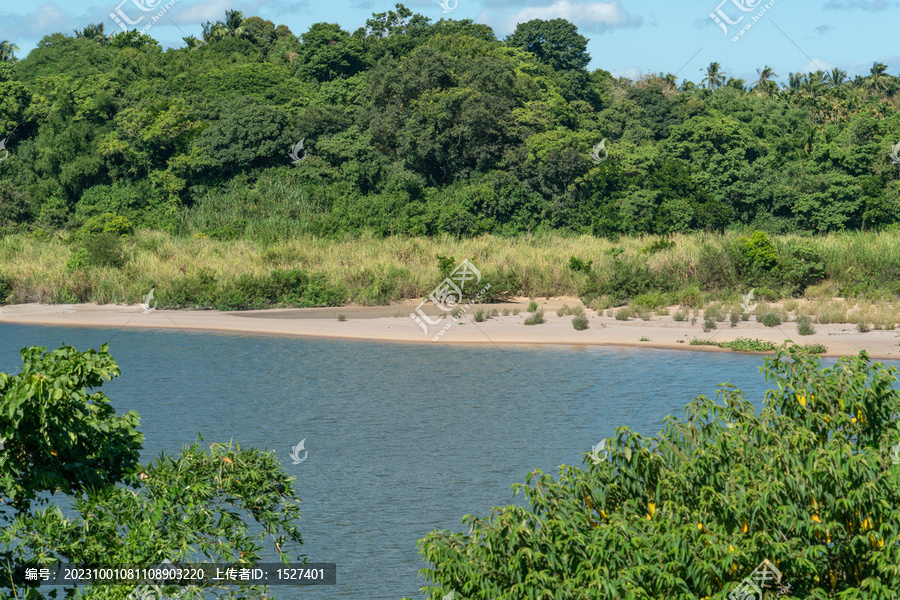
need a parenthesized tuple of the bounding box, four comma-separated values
(480, 0, 643, 36)
(798, 58, 834, 73)
(610, 66, 641, 80)
(0, 3, 70, 40)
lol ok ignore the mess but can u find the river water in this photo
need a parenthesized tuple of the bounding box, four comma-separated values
(0, 323, 875, 599)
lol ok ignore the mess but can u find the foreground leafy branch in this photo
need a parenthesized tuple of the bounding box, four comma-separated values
(0, 345, 304, 600)
(417, 346, 900, 599)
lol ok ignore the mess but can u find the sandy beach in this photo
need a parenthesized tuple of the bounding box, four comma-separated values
(2, 297, 899, 359)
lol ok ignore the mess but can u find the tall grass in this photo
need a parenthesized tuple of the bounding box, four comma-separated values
(2, 230, 900, 312)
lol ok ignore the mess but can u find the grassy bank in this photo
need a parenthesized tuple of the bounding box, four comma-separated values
(1, 230, 900, 316)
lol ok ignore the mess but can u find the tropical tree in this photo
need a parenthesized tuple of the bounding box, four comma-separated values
(201, 20, 228, 43)
(725, 77, 748, 92)
(505, 18, 591, 72)
(73, 22, 108, 46)
(827, 67, 848, 88)
(182, 35, 204, 50)
(0, 344, 305, 600)
(0, 40, 19, 63)
(700, 61, 726, 90)
(782, 72, 804, 92)
(224, 9, 245, 38)
(418, 346, 900, 599)
(802, 70, 826, 95)
(752, 65, 778, 95)
(865, 61, 891, 95)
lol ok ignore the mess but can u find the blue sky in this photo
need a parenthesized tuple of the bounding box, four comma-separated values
(1, 0, 898, 86)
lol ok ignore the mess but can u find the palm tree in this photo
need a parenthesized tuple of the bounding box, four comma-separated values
(725, 77, 748, 92)
(701, 62, 726, 90)
(182, 35, 205, 50)
(0, 40, 20, 63)
(865, 61, 891, 95)
(781, 72, 804, 92)
(74, 22, 108, 46)
(224, 10, 245, 38)
(826, 68, 847, 88)
(754, 65, 776, 87)
(201, 21, 228, 43)
(752, 65, 778, 95)
(656, 72, 678, 87)
(802, 71, 826, 95)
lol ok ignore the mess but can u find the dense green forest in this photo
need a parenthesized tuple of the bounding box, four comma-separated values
(1, 5, 899, 242)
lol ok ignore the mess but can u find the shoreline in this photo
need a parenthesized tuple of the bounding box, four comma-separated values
(3, 299, 900, 359)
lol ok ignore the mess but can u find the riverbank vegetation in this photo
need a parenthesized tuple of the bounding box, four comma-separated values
(1, 231, 899, 329)
(415, 346, 900, 598)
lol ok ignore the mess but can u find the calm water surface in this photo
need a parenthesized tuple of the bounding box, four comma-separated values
(0, 323, 879, 599)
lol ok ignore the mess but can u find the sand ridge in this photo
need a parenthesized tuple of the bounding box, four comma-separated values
(2, 298, 900, 359)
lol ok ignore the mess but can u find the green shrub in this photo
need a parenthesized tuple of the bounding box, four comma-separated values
(524, 310, 544, 325)
(673, 310, 687, 322)
(527, 300, 538, 312)
(718, 338, 777, 352)
(615, 307, 634, 321)
(436, 254, 456, 279)
(639, 336, 650, 341)
(755, 286, 779, 302)
(572, 315, 588, 330)
(738, 230, 779, 272)
(729, 311, 739, 328)
(761, 312, 781, 327)
(702, 302, 724, 322)
(65, 248, 89, 272)
(0, 275, 12, 304)
(474, 309, 485, 322)
(797, 315, 815, 336)
(702, 315, 717, 332)
(677, 284, 704, 308)
(631, 292, 667, 310)
(803, 343, 826, 353)
(695, 243, 737, 290)
(337, 314, 346, 321)
(557, 304, 571, 317)
(80, 212, 134, 237)
(778, 239, 826, 292)
(74, 233, 127, 269)
(857, 319, 870, 333)
(568, 257, 593, 273)
(640, 239, 675, 254)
